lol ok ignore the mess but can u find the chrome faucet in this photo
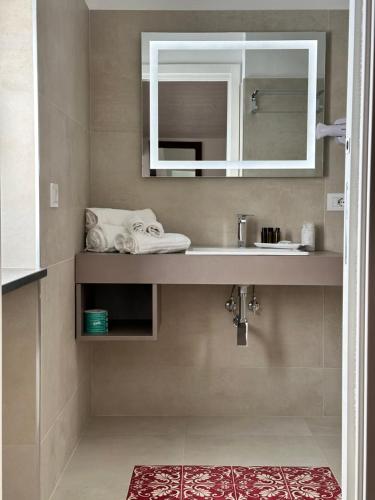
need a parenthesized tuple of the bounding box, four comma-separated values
(237, 214, 252, 247)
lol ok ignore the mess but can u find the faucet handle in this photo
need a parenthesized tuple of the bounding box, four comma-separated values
(237, 214, 254, 221)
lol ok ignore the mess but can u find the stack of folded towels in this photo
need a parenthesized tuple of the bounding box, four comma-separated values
(85, 208, 191, 255)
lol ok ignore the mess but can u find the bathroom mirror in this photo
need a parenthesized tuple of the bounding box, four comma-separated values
(141, 32, 326, 178)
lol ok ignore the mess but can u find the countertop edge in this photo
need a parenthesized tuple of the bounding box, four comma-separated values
(75, 251, 343, 286)
(2, 268, 48, 295)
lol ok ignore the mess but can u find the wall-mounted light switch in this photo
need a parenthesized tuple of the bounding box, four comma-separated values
(50, 182, 59, 208)
(327, 193, 345, 211)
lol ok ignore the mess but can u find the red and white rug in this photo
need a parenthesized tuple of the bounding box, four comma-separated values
(126, 465, 341, 499)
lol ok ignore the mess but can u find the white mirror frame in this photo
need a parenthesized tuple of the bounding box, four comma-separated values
(149, 39, 318, 171)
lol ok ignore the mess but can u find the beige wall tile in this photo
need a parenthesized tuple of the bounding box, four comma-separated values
(40, 377, 90, 500)
(37, 0, 89, 128)
(3, 283, 39, 446)
(213, 11, 329, 32)
(3, 445, 39, 500)
(91, 285, 325, 416)
(323, 368, 342, 416)
(2, 282, 40, 500)
(37, 1, 91, 497)
(91, 131, 326, 247)
(324, 287, 343, 368)
(39, 98, 89, 266)
(92, 362, 323, 417)
(92, 285, 324, 370)
(89, 10, 346, 419)
(41, 259, 91, 439)
(89, 8, 347, 247)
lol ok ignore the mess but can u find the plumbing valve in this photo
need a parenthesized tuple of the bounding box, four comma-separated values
(225, 286, 236, 312)
(225, 285, 261, 346)
(248, 286, 260, 315)
(225, 297, 236, 312)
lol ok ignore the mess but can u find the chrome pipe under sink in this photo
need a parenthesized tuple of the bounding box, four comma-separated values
(225, 285, 261, 346)
(233, 286, 249, 346)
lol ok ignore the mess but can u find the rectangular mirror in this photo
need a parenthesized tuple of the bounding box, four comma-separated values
(142, 32, 326, 178)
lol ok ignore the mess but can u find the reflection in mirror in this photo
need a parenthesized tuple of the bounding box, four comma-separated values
(243, 49, 309, 161)
(141, 32, 326, 178)
(143, 81, 228, 165)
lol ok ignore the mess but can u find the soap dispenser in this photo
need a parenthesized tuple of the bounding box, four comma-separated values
(301, 223, 315, 251)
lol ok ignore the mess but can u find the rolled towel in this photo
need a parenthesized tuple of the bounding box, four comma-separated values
(114, 232, 191, 255)
(86, 224, 124, 253)
(86, 208, 156, 231)
(125, 211, 159, 234)
(146, 221, 164, 238)
(123, 212, 164, 237)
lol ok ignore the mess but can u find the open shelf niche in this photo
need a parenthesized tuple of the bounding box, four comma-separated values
(76, 283, 160, 341)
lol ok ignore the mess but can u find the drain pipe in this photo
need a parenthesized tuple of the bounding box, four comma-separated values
(225, 285, 261, 346)
(234, 286, 249, 346)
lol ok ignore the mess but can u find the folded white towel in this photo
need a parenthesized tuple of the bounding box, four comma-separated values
(125, 212, 164, 237)
(114, 232, 191, 255)
(146, 221, 164, 238)
(86, 224, 124, 253)
(86, 208, 157, 231)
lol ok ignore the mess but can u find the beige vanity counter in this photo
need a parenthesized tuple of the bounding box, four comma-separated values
(76, 251, 342, 287)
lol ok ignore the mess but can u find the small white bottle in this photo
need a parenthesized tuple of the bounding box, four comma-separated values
(301, 222, 315, 251)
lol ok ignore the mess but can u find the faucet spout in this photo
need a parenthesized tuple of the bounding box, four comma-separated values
(237, 214, 248, 248)
(237, 214, 254, 247)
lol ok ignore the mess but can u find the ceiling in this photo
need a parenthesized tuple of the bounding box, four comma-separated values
(86, 0, 349, 10)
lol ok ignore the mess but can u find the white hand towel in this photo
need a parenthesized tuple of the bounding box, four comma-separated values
(125, 211, 159, 234)
(86, 224, 124, 253)
(122, 212, 164, 237)
(114, 232, 191, 255)
(86, 208, 156, 231)
(146, 221, 164, 238)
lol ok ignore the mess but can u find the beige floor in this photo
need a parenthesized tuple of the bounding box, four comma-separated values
(50, 416, 341, 500)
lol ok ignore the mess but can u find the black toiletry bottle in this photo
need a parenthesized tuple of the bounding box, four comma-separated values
(261, 228, 267, 243)
(267, 228, 274, 243)
(274, 228, 281, 243)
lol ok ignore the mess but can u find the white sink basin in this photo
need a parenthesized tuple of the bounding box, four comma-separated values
(185, 246, 309, 256)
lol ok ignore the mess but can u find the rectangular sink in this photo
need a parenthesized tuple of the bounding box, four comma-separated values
(185, 246, 309, 256)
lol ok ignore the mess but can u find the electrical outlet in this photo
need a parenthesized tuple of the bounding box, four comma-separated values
(50, 183, 59, 208)
(327, 193, 345, 211)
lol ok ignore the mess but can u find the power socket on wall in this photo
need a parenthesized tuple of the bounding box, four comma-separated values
(327, 193, 345, 211)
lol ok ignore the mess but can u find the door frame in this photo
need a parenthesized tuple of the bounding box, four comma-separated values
(342, 0, 374, 498)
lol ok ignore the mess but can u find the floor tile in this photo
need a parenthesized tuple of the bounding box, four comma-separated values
(50, 416, 342, 500)
(183, 435, 328, 467)
(305, 416, 341, 435)
(83, 416, 187, 437)
(186, 416, 311, 437)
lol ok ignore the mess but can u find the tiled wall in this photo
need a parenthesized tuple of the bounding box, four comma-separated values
(3, 283, 40, 500)
(89, 11, 347, 417)
(37, 1, 91, 498)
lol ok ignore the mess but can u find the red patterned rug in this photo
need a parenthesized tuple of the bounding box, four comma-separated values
(126, 465, 341, 499)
